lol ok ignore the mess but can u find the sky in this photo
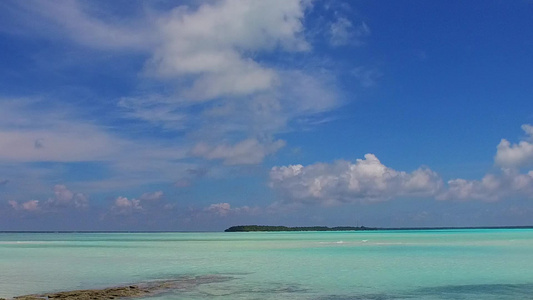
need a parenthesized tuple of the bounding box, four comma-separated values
(1, 0, 533, 231)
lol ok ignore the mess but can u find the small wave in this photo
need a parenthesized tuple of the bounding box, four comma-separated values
(0, 241, 54, 245)
(318, 241, 346, 245)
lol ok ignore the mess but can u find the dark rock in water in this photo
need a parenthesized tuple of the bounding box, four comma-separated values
(13, 275, 234, 300)
(14, 285, 149, 300)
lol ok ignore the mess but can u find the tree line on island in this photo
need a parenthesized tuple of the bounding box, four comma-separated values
(224, 225, 533, 232)
(224, 225, 375, 232)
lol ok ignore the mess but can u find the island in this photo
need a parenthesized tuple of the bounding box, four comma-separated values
(225, 225, 533, 232)
(224, 225, 375, 232)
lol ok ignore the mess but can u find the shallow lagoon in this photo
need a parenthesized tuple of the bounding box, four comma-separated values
(1, 229, 532, 299)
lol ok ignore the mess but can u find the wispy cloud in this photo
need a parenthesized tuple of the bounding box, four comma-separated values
(191, 139, 286, 165)
(1, 0, 343, 172)
(329, 18, 370, 47)
(0, 99, 122, 163)
(0, 0, 154, 50)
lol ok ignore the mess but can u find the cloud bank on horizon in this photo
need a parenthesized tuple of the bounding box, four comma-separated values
(0, 0, 532, 230)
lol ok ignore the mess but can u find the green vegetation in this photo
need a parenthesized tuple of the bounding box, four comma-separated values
(224, 225, 374, 232)
(225, 225, 533, 232)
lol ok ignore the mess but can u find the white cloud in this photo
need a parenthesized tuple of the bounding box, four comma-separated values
(109, 191, 167, 215)
(174, 179, 192, 188)
(351, 66, 382, 87)
(118, 96, 188, 131)
(192, 138, 286, 165)
(9, 199, 40, 212)
(6, 0, 312, 102)
(494, 124, 533, 168)
(0, 100, 122, 163)
(48, 184, 88, 208)
(112, 196, 142, 214)
(522, 124, 533, 138)
(4, 0, 153, 50)
(147, 0, 309, 101)
(1, 0, 345, 174)
(100, 1, 338, 165)
(205, 202, 259, 216)
(439, 125, 533, 202)
(329, 17, 370, 47)
(439, 170, 533, 202)
(23, 200, 40, 211)
(270, 154, 443, 206)
(139, 191, 164, 201)
(0, 99, 197, 191)
(205, 202, 231, 216)
(0, 130, 119, 162)
(7, 184, 87, 212)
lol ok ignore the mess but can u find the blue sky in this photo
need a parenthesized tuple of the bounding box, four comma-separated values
(1, 0, 533, 231)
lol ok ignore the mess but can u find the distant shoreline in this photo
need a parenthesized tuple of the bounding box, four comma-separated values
(0, 226, 532, 234)
(224, 225, 533, 232)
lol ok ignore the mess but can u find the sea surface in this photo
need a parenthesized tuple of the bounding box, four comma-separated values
(1, 229, 533, 299)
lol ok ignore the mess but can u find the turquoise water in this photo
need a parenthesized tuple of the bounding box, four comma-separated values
(1, 229, 533, 299)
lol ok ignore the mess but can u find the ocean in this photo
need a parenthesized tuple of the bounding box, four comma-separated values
(1, 229, 532, 299)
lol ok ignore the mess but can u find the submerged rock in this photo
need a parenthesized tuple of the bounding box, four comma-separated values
(13, 275, 233, 300)
(14, 285, 149, 300)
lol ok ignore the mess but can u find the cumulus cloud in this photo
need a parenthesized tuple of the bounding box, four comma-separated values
(9, 200, 40, 212)
(205, 202, 259, 216)
(8, 184, 87, 212)
(271, 126, 533, 205)
(205, 202, 231, 216)
(191, 138, 286, 165)
(139, 191, 164, 201)
(495, 124, 533, 168)
(147, 0, 309, 100)
(440, 125, 533, 201)
(439, 170, 533, 202)
(47, 184, 88, 208)
(270, 154, 443, 206)
(110, 191, 167, 215)
(111, 196, 143, 215)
